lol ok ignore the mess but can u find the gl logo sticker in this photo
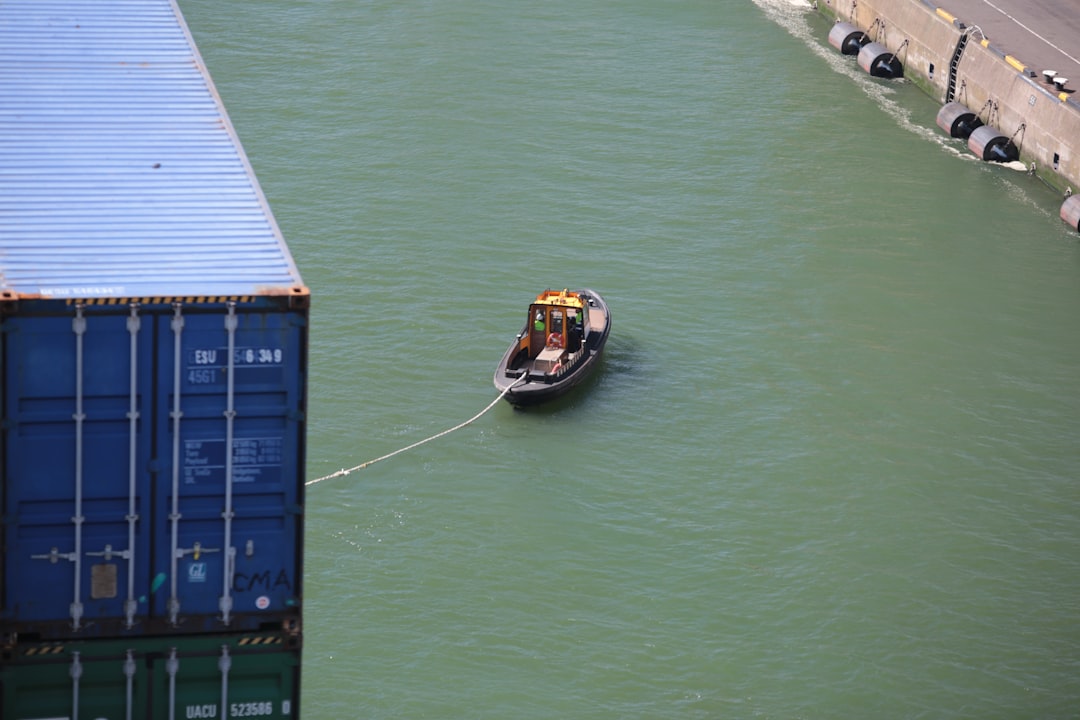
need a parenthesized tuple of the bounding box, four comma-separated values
(188, 562, 208, 583)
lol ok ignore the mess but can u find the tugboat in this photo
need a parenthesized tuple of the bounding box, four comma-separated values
(493, 288, 610, 407)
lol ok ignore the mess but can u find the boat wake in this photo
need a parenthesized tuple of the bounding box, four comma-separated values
(752, 0, 1055, 216)
(752, 0, 946, 149)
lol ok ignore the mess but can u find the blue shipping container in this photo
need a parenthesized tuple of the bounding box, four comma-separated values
(0, 0, 309, 642)
(2, 298, 308, 640)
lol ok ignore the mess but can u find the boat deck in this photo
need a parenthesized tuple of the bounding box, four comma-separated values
(589, 305, 607, 334)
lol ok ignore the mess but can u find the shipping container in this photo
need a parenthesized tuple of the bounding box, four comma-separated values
(0, 0, 309, 643)
(2, 299, 308, 640)
(0, 630, 301, 719)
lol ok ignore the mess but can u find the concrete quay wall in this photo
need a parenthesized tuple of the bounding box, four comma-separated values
(817, 0, 1080, 199)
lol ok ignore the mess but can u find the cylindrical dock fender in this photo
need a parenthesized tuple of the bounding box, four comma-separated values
(1061, 194, 1080, 233)
(857, 42, 903, 78)
(828, 22, 869, 56)
(967, 125, 1019, 162)
(935, 102, 983, 139)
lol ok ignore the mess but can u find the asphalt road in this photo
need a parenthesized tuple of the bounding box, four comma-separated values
(936, 0, 1080, 92)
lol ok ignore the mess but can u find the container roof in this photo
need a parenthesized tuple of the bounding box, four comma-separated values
(0, 0, 305, 302)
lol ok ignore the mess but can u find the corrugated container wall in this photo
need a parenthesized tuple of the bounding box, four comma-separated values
(0, 0, 308, 664)
(1, 631, 300, 719)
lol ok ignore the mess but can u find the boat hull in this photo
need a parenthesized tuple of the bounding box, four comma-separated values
(493, 289, 610, 407)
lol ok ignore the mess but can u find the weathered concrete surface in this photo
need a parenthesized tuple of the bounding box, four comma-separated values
(816, 0, 1080, 199)
(936, 0, 1080, 86)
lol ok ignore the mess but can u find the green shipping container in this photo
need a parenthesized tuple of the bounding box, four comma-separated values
(0, 631, 300, 719)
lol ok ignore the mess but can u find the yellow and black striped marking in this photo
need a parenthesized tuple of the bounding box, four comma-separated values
(237, 635, 284, 646)
(68, 295, 255, 306)
(22, 643, 67, 656)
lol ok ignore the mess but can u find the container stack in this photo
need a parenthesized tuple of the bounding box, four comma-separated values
(0, 2, 308, 717)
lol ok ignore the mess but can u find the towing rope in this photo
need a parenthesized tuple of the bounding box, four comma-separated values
(305, 375, 527, 487)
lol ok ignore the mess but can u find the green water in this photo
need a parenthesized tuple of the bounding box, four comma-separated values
(181, 0, 1080, 717)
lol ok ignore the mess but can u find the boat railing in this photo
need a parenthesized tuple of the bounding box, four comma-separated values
(554, 349, 584, 377)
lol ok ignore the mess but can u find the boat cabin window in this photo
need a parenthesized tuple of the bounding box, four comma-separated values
(529, 305, 579, 356)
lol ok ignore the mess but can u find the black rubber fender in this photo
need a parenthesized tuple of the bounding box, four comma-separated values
(828, 22, 869, 56)
(967, 125, 1019, 162)
(936, 102, 983, 139)
(858, 42, 903, 78)
(1060, 194, 1080, 233)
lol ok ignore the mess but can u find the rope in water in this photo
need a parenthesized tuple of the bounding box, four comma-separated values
(305, 375, 527, 487)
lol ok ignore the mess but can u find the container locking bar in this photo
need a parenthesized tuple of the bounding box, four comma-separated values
(42, 304, 89, 630)
(84, 543, 132, 604)
(124, 649, 136, 720)
(219, 645, 232, 719)
(174, 540, 221, 562)
(31, 547, 79, 563)
(70, 650, 83, 720)
(220, 302, 238, 625)
(124, 304, 141, 627)
(168, 304, 185, 625)
(167, 647, 179, 720)
(70, 305, 87, 631)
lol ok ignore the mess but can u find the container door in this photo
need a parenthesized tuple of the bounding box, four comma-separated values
(2, 308, 154, 636)
(0, 634, 298, 719)
(153, 304, 305, 632)
(0, 646, 147, 720)
(150, 639, 300, 720)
